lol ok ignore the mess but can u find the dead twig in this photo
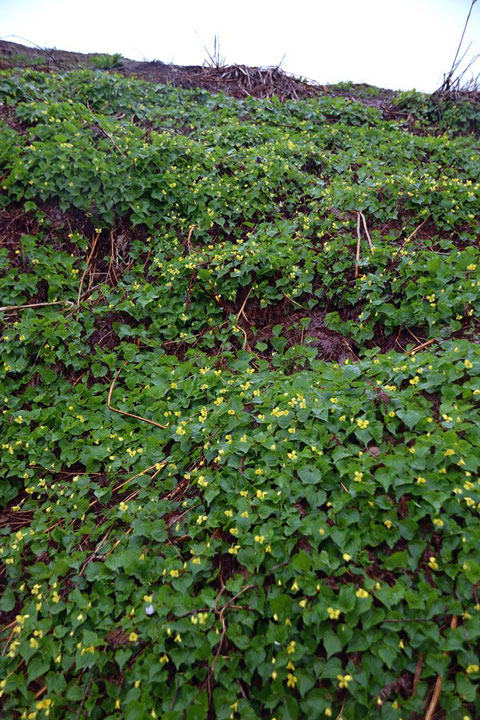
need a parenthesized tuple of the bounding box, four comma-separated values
(424, 615, 458, 720)
(207, 585, 254, 697)
(107, 229, 118, 284)
(235, 287, 252, 324)
(0, 300, 73, 313)
(335, 699, 346, 720)
(96, 124, 127, 157)
(1, 626, 16, 656)
(184, 224, 197, 254)
(358, 211, 373, 251)
(104, 527, 133, 558)
(111, 462, 166, 496)
(437, 0, 478, 93)
(107, 362, 167, 429)
(78, 529, 112, 576)
(407, 338, 436, 356)
(355, 212, 362, 279)
(413, 651, 424, 695)
(76, 231, 100, 307)
(74, 676, 93, 720)
(405, 218, 428, 244)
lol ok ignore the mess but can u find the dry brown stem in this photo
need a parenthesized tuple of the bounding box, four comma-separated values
(107, 362, 167, 429)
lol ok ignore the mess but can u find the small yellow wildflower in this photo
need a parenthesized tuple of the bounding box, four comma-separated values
(355, 588, 369, 598)
(327, 607, 341, 620)
(337, 674, 353, 689)
(286, 673, 297, 688)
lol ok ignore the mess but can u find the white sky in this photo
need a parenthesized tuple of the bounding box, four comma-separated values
(1, 0, 480, 92)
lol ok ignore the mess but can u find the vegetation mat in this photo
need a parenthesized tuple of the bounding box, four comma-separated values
(0, 65, 480, 720)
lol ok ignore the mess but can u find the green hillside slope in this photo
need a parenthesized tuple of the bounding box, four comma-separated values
(0, 67, 480, 720)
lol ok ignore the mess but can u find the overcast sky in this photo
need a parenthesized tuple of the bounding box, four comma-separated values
(2, 0, 480, 92)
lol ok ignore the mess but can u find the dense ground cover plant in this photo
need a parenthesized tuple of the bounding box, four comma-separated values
(0, 68, 479, 720)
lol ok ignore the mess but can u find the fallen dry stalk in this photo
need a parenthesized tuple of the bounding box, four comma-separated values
(76, 231, 100, 306)
(0, 300, 74, 312)
(107, 362, 167, 429)
(358, 211, 374, 251)
(405, 218, 428, 244)
(413, 651, 424, 695)
(355, 212, 362, 279)
(424, 615, 458, 720)
(407, 338, 436, 355)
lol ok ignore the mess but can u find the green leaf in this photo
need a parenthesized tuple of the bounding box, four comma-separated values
(323, 629, 341, 657)
(28, 656, 50, 682)
(456, 673, 477, 702)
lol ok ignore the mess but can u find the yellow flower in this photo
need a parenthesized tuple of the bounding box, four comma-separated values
(384, 520, 393, 529)
(466, 664, 479, 674)
(409, 376, 419, 385)
(129, 632, 138, 642)
(287, 640, 296, 654)
(464, 359, 473, 369)
(356, 418, 369, 429)
(36, 699, 53, 712)
(337, 674, 353, 689)
(343, 553, 352, 561)
(355, 588, 369, 598)
(286, 673, 297, 688)
(353, 471, 363, 482)
(327, 607, 341, 620)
